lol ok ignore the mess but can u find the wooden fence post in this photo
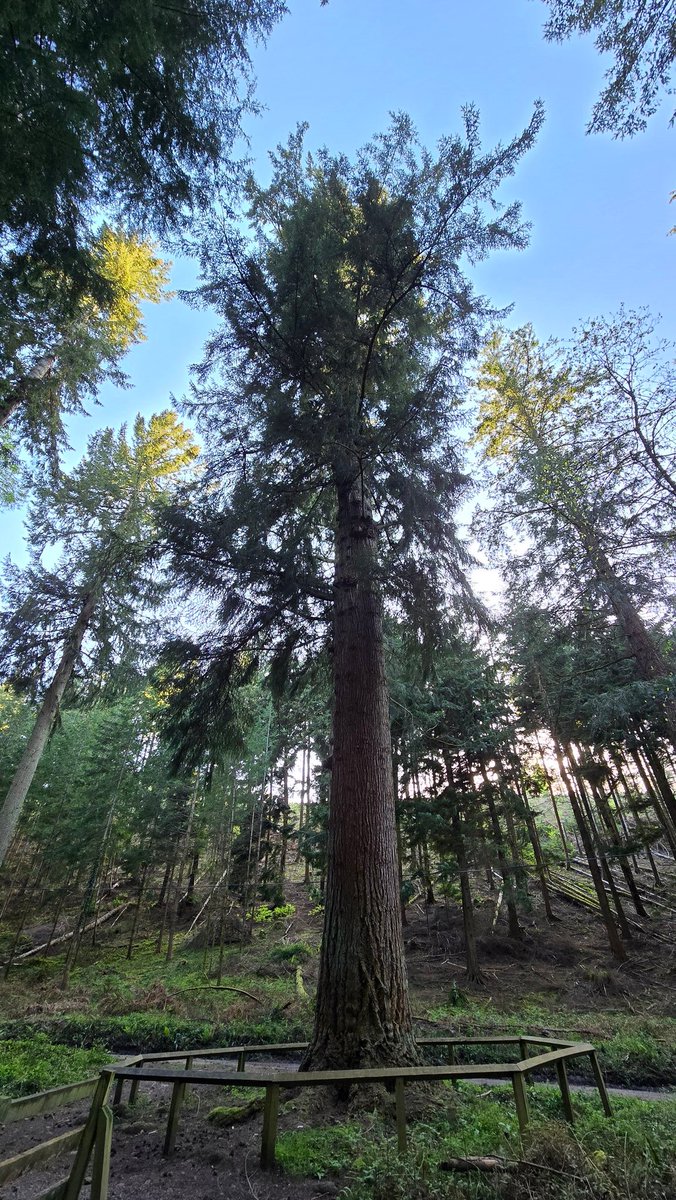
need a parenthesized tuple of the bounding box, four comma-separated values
(511, 1072, 530, 1138)
(63, 1070, 114, 1200)
(90, 1104, 113, 1200)
(446, 1042, 459, 1088)
(260, 1085, 280, 1169)
(589, 1051, 612, 1117)
(555, 1059, 575, 1123)
(163, 1081, 187, 1157)
(395, 1078, 407, 1154)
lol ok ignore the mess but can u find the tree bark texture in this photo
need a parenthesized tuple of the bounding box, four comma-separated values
(0, 356, 56, 427)
(302, 481, 418, 1069)
(0, 589, 97, 866)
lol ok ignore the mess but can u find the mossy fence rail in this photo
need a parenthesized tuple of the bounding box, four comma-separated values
(0, 1035, 612, 1199)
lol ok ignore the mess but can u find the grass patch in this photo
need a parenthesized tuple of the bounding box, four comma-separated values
(0, 1033, 111, 1098)
(278, 1087, 676, 1199)
(420, 1000, 676, 1086)
(268, 941, 315, 965)
(276, 1122, 367, 1178)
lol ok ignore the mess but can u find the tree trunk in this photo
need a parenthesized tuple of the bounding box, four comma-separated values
(0, 355, 56, 427)
(442, 753, 483, 983)
(554, 741, 626, 960)
(581, 533, 676, 743)
(127, 864, 148, 960)
(0, 588, 97, 866)
(479, 764, 523, 940)
(302, 480, 418, 1070)
(629, 746, 676, 855)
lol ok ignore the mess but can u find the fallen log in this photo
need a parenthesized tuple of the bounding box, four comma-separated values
(1, 904, 130, 966)
(168, 984, 263, 1004)
(439, 1156, 516, 1173)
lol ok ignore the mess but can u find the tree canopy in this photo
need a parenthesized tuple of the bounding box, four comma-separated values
(540, 0, 676, 135)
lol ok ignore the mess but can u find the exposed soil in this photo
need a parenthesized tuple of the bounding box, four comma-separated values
(2, 862, 675, 1199)
(3, 1056, 675, 1200)
(286, 875, 676, 1018)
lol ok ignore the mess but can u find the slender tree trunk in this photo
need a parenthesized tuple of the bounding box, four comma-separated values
(554, 741, 626, 960)
(127, 865, 148, 960)
(443, 753, 483, 983)
(280, 764, 289, 894)
(157, 860, 172, 908)
(567, 747, 632, 941)
(185, 851, 199, 907)
(640, 738, 676, 830)
(166, 788, 198, 962)
(580, 533, 676, 749)
(479, 765, 523, 940)
(535, 732, 570, 866)
(303, 479, 417, 1070)
(393, 747, 407, 926)
(612, 752, 662, 886)
(515, 774, 556, 921)
(296, 744, 307, 863)
(629, 747, 676, 855)
(587, 775, 647, 917)
(0, 589, 98, 865)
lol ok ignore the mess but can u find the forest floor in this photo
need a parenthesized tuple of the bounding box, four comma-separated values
(0, 863, 675, 1199)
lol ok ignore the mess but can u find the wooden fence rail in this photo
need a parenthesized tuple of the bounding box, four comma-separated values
(0, 1038, 612, 1199)
(58, 1035, 612, 1197)
(0, 1058, 142, 1200)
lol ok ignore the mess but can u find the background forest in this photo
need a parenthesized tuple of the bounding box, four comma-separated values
(0, 3, 675, 1200)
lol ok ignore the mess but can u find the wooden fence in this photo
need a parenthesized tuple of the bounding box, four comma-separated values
(51, 1035, 612, 1197)
(0, 1058, 142, 1200)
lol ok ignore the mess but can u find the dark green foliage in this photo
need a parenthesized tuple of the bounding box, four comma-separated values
(166, 106, 542, 739)
(0, 1, 284, 260)
(279, 1091, 676, 1199)
(0, 1012, 310, 1053)
(541, 1, 676, 135)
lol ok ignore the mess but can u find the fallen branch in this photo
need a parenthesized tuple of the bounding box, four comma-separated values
(2, 904, 130, 966)
(440, 1156, 516, 1173)
(439, 1156, 584, 1180)
(169, 985, 263, 1005)
(186, 868, 232, 934)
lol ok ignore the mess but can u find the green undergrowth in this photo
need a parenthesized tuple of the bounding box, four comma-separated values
(277, 1087, 676, 1199)
(419, 999, 676, 1086)
(0, 1034, 112, 1098)
(2, 937, 296, 1009)
(0, 1010, 310, 1052)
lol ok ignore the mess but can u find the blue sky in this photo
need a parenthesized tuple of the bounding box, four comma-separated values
(5, 0, 674, 561)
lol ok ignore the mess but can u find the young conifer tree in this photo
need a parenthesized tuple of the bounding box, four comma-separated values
(0, 411, 197, 863)
(167, 109, 542, 1068)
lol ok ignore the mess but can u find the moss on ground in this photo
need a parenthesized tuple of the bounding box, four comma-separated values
(0, 1033, 111, 1097)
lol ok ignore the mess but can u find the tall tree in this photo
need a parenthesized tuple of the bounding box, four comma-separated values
(0, 411, 197, 863)
(167, 107, 542, 1068)
(474, 325, 674, 712)
(0, 227, 170, 469)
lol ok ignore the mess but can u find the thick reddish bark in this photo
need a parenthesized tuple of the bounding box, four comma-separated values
(302, 481, 418, 1069)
